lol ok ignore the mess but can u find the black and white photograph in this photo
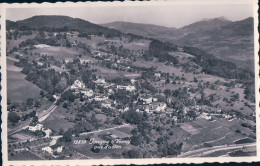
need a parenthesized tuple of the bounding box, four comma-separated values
(1, 0, 259, 164)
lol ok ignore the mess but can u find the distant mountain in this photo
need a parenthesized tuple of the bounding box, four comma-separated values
(180, 17, 232, 34)
(7, 15, 122, 37)
(103, 17, 254, 71)
(101, 21, 182, 41)
(176, 17, 254, 71)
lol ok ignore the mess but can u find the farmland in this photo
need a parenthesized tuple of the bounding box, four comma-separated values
(6, 15, 256, 160)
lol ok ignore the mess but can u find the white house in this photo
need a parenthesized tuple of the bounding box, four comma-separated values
(56, 146, 63, 153)
(130, 79, 136, 84)
(42, 146, 53, 154)
(43, 128, 52, 138)
(155, 103, 167, 112)
(71, 80, 85, 90)
(94, 78, 106, 84)
(82, 89, 94, 97)
(108, 89, 114, 94)
(28, 123, 43, 132)
(93, 96, 108, 101)
(155, 73, 161, 77)
(139, 96, 158, 104)
(102, 102, 112, 108)
(117, 85, 136, 92)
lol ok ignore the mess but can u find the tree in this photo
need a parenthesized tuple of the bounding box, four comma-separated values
(26, 98, 34, 107)
(34, 100, 41, 108)
(62, 129, 73, 142)
(32, 116, 38, 123)
(163, 89, 171, 97)
(8, 112, 20, 124)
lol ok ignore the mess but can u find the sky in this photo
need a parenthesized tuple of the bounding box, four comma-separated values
(6, 3, 253, 28)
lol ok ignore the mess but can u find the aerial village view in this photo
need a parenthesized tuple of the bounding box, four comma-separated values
(5, 4, 256, 160)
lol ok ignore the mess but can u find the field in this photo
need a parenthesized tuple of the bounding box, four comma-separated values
(42, 107, 75, 133)
(9, 150, 43, 160)
(32, 46, 79, 59)
(181, 117, 253, 152)
(7, 69, 41, 103)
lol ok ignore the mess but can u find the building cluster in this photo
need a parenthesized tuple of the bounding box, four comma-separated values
(27, 123, 52, 137)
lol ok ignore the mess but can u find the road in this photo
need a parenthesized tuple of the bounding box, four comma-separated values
(9, 86, 71, 136)
(12, 124, 130, 145)
(178, 142, 256, 157)
(51, 123, 130, 139)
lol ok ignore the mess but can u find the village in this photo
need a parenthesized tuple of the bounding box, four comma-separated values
(6, 17, 256, 159)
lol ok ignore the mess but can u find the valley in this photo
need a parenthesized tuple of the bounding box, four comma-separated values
(6, 15, 256, 160)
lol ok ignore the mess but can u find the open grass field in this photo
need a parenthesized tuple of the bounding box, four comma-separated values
(32, 46, 79, 59)
(42, 107, 75, 133)
(7, 70, 41, 103)
(7, 33, 36, 50)
(9, 150, 43, 160)
(181, 117, 251, 152)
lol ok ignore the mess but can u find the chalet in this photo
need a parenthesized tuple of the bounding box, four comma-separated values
(155, 73, 161, 77)
(172, 116, 178, 122)
(43, 128, 52, 138)
(201, 112, 212, 120)
(80, 59, 92, 64)
(139, 96, 158, 104)
(108, 89, 114, 94)
(102, 101, 112, 108)
(34, 44, 52, 48)
(37, 62, 44, 66)
(42, 144, 63, 155)
(71, 80, 86, 90)
(94, 78, 106, 84)
(82, 89, 94, 97)
(42, 146, 53, 154)
(154, 103, 167, 112)
(64, 58, 73, 64)
(117, 85, 136, 92)
(93, 95, 108, 101)
(28, 123, 43, 132)
(130, 79, 136, 84)
(14, 52, 24, 57)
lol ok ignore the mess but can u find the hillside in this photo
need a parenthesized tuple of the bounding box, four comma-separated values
(7, 15, 123, 37)
(103, 17, 254, 72)
(177, 17, 254, 71)
(102, 21, 182, 41)
(180, 17, 232, 34)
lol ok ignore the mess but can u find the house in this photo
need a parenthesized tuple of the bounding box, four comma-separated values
(110, 134, 118, 139)
(82, 89, 94, 97)
(155, 73, 161, 77)
(28, 123, 43, 132)
(64, 58, 73, 64)
(42, 146, 53, 154)
(71, 80, 85, 90)
(130, 79, 136, 84)
(43, 128, 52, 138)
(93, 96, 108, 101)
(94, 78, 106, 84)
(102, 102, 112, 108)
(117, 85, 136, 92)
(108, 89, 114, 94)
(80, 59, 92, 64)
(55, 146, 63, 153)
(223, 114, 232, 119)
(201, 113, 212, 120)
(155, 103, 167, 112)
(172, 116, 178, 122)
(139, 96, 158, 104)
